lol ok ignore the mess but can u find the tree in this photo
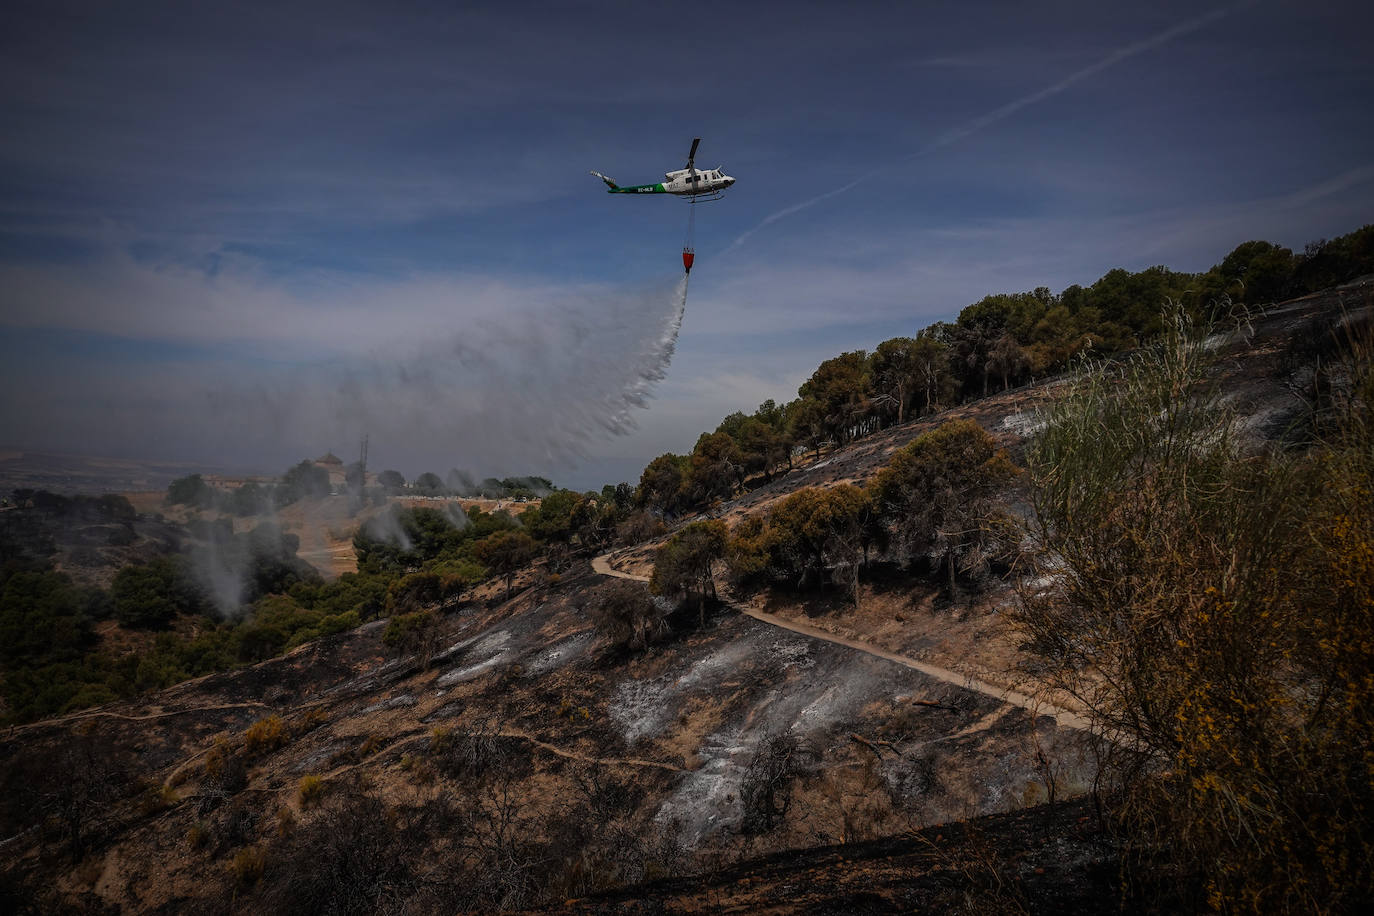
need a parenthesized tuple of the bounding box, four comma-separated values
(910, 333, 952, 415)
(225, 482, 269, 516)
(739, 734, 803, 835)
(986, 332, 1030, 390)
(0, 569, 99, 664)
(600, 481, 635, 513)
(870, 418, 1018, 595)
(787, 397, 828, 461)
(637, 453, 687, 516)
(345, 461, 366, 494)
(522, 489, 580, 543)
(377, 469, 406, 493)
(414, 472, 445, 495)
(871, 337, 920, 424)
(281, 461, 331, 503)
(1209, 239, 1296, 306)
(472, 530, 537, 601)
(799, 351, 872, 445)
(687, 432, 742, 505)
(111, 556, 207, 628)
(386, 571, 445, 615)
(726, 486, 876, 603)
(650, 519, 727, 627)
(587, 579, 665, 650)
(763, 485, 875, 603)
(167, 474, 215, 509)
(945, 316, 1002, 398)
(569, 494, 616, 551)
(737, 416, 789, 483)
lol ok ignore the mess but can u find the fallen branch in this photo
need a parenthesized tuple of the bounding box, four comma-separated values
(849, 732, 899, 757)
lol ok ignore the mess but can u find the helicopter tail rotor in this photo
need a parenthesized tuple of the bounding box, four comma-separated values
(589, 170, 619, 190)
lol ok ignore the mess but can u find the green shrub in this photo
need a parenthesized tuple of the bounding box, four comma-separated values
(1017, 308, 1374, 910)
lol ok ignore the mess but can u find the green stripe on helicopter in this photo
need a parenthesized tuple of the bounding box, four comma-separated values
(609, 183, 667, 194)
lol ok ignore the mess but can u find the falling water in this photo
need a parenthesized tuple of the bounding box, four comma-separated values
(203, 275, 692, 473)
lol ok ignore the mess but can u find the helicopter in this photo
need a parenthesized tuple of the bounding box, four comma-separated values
(590, 138, 735, 200)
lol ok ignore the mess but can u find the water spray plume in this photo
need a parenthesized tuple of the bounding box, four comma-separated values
(202, 277, 692, 474)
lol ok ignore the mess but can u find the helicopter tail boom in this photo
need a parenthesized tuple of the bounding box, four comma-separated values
(590, 170, 668, 194)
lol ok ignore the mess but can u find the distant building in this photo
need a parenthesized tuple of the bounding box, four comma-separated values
(313, 452, 348, 487)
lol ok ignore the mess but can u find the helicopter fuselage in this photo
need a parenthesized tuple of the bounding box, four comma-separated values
(592, 167, 734, 196)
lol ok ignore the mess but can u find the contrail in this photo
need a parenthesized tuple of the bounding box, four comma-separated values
(726, 2, 1247, 252)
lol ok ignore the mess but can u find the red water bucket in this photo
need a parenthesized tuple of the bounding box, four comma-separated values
(682, 249, 695, 273)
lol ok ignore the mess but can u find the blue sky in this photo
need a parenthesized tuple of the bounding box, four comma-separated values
(2, 0, 1372, 490)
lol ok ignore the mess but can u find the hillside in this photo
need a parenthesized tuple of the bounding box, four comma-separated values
(1, 278, 1370, 913)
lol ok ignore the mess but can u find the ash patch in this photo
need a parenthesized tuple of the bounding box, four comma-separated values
(435, 629, 513, 687)
(437, 653, 507, 687)
(361, 693, 416, 713)
(609, 641, 757, 745)
(294, 742, 346, 773)
(1000, 411, 1046, 438)
(653, 728, 752, 842)
(609, 677, 674, 744)
(768, 637, 815, 672)
(653, 656, 900, 845)
(523, 632, 594, 677)
(675, 641, 753, 691)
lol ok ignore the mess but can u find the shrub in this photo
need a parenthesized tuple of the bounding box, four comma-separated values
(1016, 307, 1374, 910)
(739, 734, 804, 835)
(385, 571, 444, 615)
(649, 520, 727, 616)
(429, 727, 453, 756)
(472, 530, 537, 601)
(382, 609, 440, 666)
(298, 706, 329, 732)
(230, 845, 266, 887)
(297, 774, 325, 808)
(275, 806, 296, 837)
(587, 580, 666, 650)
(138, 782, 180, 815)
(243, 715, 287, 756)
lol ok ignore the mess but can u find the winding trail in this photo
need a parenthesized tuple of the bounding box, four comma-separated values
(9, 701, 273, 735)
(592, 552, 1091, 732)
(316, 727, 683, 786)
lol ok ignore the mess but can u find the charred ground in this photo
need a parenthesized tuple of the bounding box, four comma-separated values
(2, 278, 1370, 912)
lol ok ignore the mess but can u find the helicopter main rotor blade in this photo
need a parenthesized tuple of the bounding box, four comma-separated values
(686, 137, 701, 170)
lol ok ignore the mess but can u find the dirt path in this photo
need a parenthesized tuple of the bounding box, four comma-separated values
(591, 552, 643, 580)
(316, 727, 683, 785)
(9, 701, 273, 735)
(503, 728, 684, 772)
(591, 553, 1091, 732)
